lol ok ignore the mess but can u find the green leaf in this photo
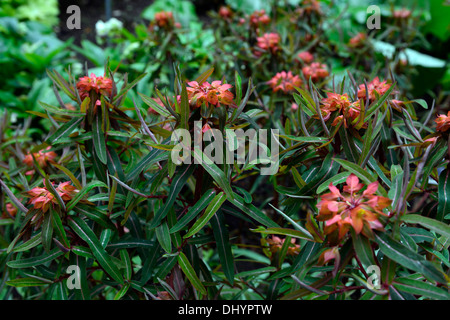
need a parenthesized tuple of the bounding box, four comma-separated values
(437, 169, 450, 221)
(184, 192, 227, 238)
(92, 113, 107, 164)
(66, 180, 107, 211)
(13, 232, 42, 253)
(0, 178, 28, 214)
(139, 92, 171, 117)
(278, 134, 328, 143)
(68, 216, 124, 284)
(195, 67, 214, 85)
(7, 247, 64, 268)
(179, 82, 189, 130)
(169, 189, 216, 233)
(229, 193, 279, 228)
(352, 231, 376, 268)
(46, 116, 83, 145)
(120, 249, 132, 280)
(234, 70, 242, 106)
(41, 209, 53, 252)
(333, 158, 376, 185)
(231, 77, 254, 122)
(252, 226, 315, 242)
(156, 222, 172, 253)
(178, 252, 207, 295)
(6, 277, 52, 287)
(316, 172, 351, 194)
(401, 214, 450, 239)
(147, 164, 195, 229)
(365, 82, 396, 119)
(192, 148, 234, 200)
(52, 163, 83, 190)
(106, 238, 155, 250)
(236, 266, 277, 278)
(393, 278, 450, 300)
(126, 147, 166, 181)
(73, 204, 115, 230)
(210, 210, 234, 284)
(114, 283, 131, 300)
(374, 232, 446, 283)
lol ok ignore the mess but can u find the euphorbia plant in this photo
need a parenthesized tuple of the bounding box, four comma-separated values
(0, 0, 449, 302)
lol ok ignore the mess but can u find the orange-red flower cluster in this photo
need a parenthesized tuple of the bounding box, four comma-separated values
(186, 80, 234, 109)
(435, 112, 450, 133)
(2, 203, 17, 219)
(27, 181, 79, 213)
(302, 62, 329, 82)
(297, 51, 314, 64)
(348, 32, 367, 48)
(154, 11, 174, 28)
(249, 9, 271, 28)
(266, 235, 300, 255)
(218, 6, 233, 20)
(393, 9, 411, 19)
(316, 174, 391, 241)
(357, 76, 392, 101)
(23, 146, 57, 168)
(316, 92, 351, 121)
(76, 73, 113, 106)
(295, 0, 322, 17)
(254, 33, 281, 57)
(267, 71, 302, 93)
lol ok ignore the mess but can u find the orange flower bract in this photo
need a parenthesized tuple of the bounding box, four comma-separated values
(23, 146, 57, 168)
(76, 73, 113, 106)
(302, 62, 329, 82)
(357, 77, 392, 101)
(267, 71, 302, 93)
(27, 181, 79, 213)
(435, 112, 450, 132)
(316, 174, 391, 241)
(254, 33, 280, 57)
(186, 80, 234, 109)
(266, 235, 300, 255)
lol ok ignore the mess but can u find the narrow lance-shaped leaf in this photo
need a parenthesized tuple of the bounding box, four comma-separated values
(13, 232, 42, 253)
(193, 148, 234, 200)
(195, 67, 214, 85)
(374, 232, 446, 283)
(210, 210, 234, 284)
(138, 92, 171, 117)
(66, 180, 107, 211)
(229, 193, 279, 228)
(68, 216, 124, 284)
(401, 214, 450, 239)
(177, 252, 207, 295)
(7, 247, 64, 268)
(6, 277, 52, 287)
(393, 278, 450, 300)
(184, 192, 227, 238)
(156, 222, 172, 253)
(46, 116, 83, 145)
(437, 169, 450, 221)
(92, 112, 107, 164)
(170, 189, 216, 233)
(0, 178, 28, 213)
(179, 81, 189, 130)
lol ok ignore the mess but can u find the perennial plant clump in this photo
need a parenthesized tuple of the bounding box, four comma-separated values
(0, 0, 449, 302)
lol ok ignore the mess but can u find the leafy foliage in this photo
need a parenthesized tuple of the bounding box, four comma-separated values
(0, 0, 449, 301)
